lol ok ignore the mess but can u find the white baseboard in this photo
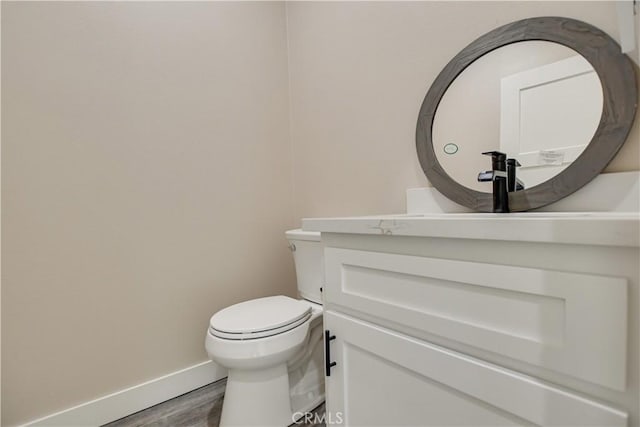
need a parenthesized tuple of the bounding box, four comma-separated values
(21, 361, 227, 427)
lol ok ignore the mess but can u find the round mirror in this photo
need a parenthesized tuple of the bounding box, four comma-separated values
(433, 41, 603, 193)
(416, 17, 637, 212)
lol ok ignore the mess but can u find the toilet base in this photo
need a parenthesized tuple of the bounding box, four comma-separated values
(289, 331, 325, 417)
(220, 364, 293, 427)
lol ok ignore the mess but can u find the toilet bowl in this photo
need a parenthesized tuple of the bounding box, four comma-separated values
(205, 229, 324, 427)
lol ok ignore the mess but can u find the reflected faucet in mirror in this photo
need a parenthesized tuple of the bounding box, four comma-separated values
(507, 158, 525, 192)
(478, 151, 525, 213)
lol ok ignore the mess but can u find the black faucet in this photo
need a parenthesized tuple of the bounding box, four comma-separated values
(478, 151, 526, 213)
(478, 151, 509, 212)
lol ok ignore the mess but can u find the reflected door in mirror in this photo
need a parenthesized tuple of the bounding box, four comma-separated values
(500, 55, 602, 186)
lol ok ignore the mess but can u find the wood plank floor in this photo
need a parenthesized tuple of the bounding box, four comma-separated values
(103, 379, 325, 427)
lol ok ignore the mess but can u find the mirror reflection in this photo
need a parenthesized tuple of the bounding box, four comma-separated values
(433, 41, 603, 193)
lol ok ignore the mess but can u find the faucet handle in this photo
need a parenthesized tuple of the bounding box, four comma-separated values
(482, 151, 507, 160)
(482, 151, 507, 170)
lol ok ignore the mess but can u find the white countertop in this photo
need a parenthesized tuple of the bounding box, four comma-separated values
(302, 212, 640, 247)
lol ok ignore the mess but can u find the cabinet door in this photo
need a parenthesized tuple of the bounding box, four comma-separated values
(324, 311, 627, 427)
(324, 248, 627, 391)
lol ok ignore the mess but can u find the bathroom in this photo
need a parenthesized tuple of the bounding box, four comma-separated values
(2, 1, 639, 426)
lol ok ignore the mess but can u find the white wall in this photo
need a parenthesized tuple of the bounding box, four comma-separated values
(2, 2, 295, 425)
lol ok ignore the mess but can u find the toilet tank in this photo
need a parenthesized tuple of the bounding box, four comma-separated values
(285, 229, 323, 304)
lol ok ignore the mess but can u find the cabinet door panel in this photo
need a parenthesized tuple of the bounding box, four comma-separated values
(324, 248, 627, 390)
(324, 311, 627, 427)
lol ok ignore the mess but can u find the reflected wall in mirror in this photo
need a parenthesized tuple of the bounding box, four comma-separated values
(433, 41, 603, 192)
(416, 17, 637, 212)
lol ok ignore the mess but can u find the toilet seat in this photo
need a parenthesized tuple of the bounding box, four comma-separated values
(209, 295, 312, 340)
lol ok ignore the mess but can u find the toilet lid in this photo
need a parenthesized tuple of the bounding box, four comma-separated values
(209, 295, 312, 337)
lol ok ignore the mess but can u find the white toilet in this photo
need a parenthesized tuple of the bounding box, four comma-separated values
(205, 229, 324, 427)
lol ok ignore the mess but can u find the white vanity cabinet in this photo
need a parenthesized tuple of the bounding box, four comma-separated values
(307, 214, 639, 426)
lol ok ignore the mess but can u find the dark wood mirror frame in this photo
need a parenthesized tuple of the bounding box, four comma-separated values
(416, 16, 637, 212)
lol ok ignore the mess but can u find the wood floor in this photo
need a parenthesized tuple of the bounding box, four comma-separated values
(103, 379, 325, 427)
